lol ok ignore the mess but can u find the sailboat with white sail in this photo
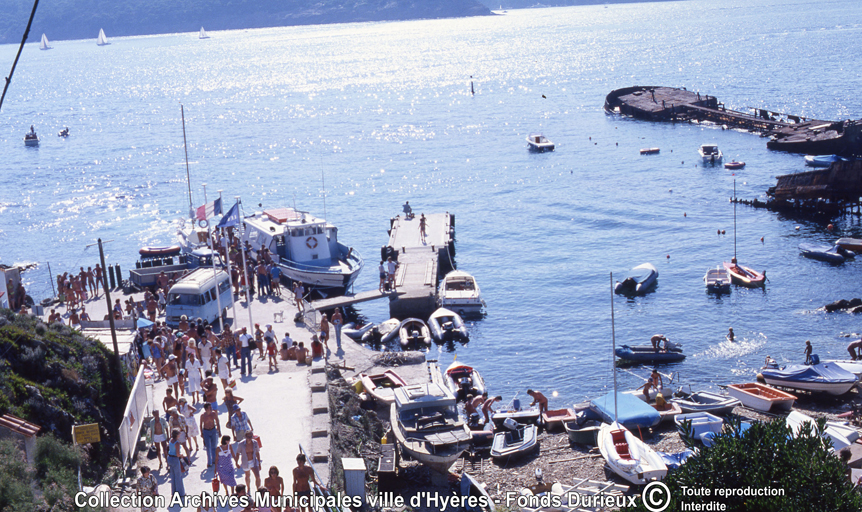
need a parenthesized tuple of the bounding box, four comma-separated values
(199, 27, 210, 39)
(40, 34, 52, 50)
(597, 272, 668, 485)
(97, 28, 109, 46)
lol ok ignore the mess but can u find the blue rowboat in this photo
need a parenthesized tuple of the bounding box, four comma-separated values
(615, 344, 685, 363)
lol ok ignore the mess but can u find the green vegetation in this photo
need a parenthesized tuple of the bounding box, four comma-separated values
(0, 310, 125, 485)
(626, 417, 862, 512)
(0, 0, 490, 44)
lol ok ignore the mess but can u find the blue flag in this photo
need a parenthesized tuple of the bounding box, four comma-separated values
(217, 202, 239, 229)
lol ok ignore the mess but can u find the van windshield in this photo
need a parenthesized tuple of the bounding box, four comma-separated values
(169, 293, 200, 306)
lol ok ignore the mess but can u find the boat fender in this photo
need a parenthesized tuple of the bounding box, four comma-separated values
(198, 219, 209, 228)
(306, 236, 318, 249)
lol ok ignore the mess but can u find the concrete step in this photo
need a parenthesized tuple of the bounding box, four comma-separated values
(311, 414, 331, 438)
(310, 377, 327, 393)
(311, 436, 330, 464)
(311, 392, 329, 414)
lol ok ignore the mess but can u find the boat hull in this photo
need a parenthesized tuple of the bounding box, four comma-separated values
(727, 383, 796, 412)
(24, 137, 39, 146)
(671, 391, 739, 415)
(360, 370, 406, 405)
(564, 420, 601, 446)
(836, 238, 862, 253)
(614, 263, 658, 295)
(444, 362, 486, 401)
(799, 243, 847, 264)
(277, 245, 362, 294)
(615, 345, 685, 363)
(490, 425, 539, 461)
(723, 261, 765, 287)
(598, 423, 667, 485)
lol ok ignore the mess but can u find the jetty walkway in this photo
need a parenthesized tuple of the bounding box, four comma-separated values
(310, 212, 455, 320)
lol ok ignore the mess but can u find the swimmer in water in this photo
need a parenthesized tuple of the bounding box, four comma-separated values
(727, 327, 734, 342)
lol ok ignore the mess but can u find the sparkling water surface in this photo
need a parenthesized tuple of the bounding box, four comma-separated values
(2, 0, 862, 404)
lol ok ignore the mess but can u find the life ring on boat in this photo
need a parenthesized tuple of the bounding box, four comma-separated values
(198, 219, 209, 228)
(306, 236, 318, 249)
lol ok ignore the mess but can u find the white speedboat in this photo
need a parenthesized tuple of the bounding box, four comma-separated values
(427, 307, 468, 342)
(390, 383, 472, 474)
(490, 421, 538, 461)
(698, 144, 722, 164)
(24, 126, 39, 146)
(704, 267, 731, 294)
(598, 422, 667, 485)
(785, 410, 856, 453)
(241, 207, 363, 294)
(526, 133, 555, 152)
(398, 318, 432, 348)
(438, 270, 484, 317)
(444, 361, 486, 401)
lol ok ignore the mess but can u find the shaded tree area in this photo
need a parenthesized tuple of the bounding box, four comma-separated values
(0, 0, 491, 44)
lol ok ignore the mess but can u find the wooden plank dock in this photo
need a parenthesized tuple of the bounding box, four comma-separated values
(308, 212, 455, 320)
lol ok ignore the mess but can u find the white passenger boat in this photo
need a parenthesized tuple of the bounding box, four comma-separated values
(390, 383, 472, 474)
(698, 144, 722, 164)
(241, 207, 362, 294)
(526, 133, 555, 152)
(438, 270, 484, 317)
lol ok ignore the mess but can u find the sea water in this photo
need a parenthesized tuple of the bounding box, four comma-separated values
(2, 0, 862, 404)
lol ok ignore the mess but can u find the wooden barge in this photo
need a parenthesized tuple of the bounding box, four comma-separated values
(605, 86, 862, 156)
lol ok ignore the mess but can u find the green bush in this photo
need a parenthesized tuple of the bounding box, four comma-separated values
(35, 434, 83, 481)
(625, 417, 862, 512)
(0, 439, 36, 512)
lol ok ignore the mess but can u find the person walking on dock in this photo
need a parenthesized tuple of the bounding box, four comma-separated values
(199, 402, 220, 468)
(319, 314, 330, 352)
(166, 429, 187, 498)
(386, 256, 398, 292)
(419, 214, 427, 243)
(238, 327, 253, 376)
(331, 308, 343, 349)
(293, 453, 320, 512)
(378, 261, 386, 292)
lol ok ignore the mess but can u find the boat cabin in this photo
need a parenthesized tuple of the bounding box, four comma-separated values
(394, 383, 460, 429)
(242, 208, 340, 267)
(700, 144, 720, 156)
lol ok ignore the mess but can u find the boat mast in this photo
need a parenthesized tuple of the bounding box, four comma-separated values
(182, 104, 193, 219)
(610, 272, 618, 425)
(733, 178, 737, 261)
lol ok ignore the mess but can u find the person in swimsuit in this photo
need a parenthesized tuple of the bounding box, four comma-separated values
(319, 314, 330, 351)
(727, 327, 735, 342)
(419, 214, 427, 242)
(216, 435, 238, 495)
(650, 334, 668, 352)
(265, 466, 285, 512)
(482, 395, 501, 425)
(163, 355, 179, 397)
(267, 337, 277, 371)
(804, 340, 813, 364)
(236, 431, 262, 491)
(292, 453, 320, 512)
(527, 389, 548, 416)
(848, 338, 862, 360)
(378, 261, 386, 292)
(149, 410, 169, 469)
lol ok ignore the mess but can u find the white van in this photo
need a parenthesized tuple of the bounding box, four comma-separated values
(165, 269, 233, 328)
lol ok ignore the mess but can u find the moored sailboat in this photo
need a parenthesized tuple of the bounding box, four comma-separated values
(199, 27, 210, 39)
(40, 34, 52, 50)
(724, 179, 765, 288)
(97, 28, 109, 46)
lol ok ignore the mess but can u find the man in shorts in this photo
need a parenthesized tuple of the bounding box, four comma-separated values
(162, 354, 179, 397)
(216, 348, 232, 390)
(202, 372, 219, 411)
(149, 410, 170, 469)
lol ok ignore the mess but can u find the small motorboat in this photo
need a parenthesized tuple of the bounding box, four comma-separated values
(615, 344, 685, 364)
(24, 125, 39, 146)
(724, 160, 745, 170)
(438, 270, 485, 317)
(361, 318, 400, 345)
(526, 133, 554, 152)
(541, 408, 577, 431)
(564, 419, 602, 445)
(490, 419, 539, 461)
(443, 361, 486, 401)
(785, 410, 855, 452)
(58, 127, 70, 137)
(759, 362, 859, 396)
(799, 243, 853, 264)
(640, 147, 660, 155)
(698, 144, 723, 164)
(822, 359, 862, 379)
(490, 398, 541, 428)
(398, 318, 432, 348)
(590, 391, 661, 429)
(614, 263, 658, 295)
(139, 245, 182, 257)
(726, 383, 796, 412)
(836, 238, 862, 253)
(704, 266, 731, 294)
(598, 422, 667, 485)
(343, 322, 373, 340)
(360, 370, 407, 404)
(723, 260, 765, 288)
(804, 154, 845, 168)
(670, 391, 740, 415)
(674, 412, 723, 440)
(427, 307, 468, 342)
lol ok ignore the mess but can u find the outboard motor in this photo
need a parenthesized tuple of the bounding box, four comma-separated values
(503, 418, 519, 431)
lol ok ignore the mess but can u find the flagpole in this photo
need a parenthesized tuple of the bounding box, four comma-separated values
(224, 194, 239, 326)
(237, 196, 255, 331)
